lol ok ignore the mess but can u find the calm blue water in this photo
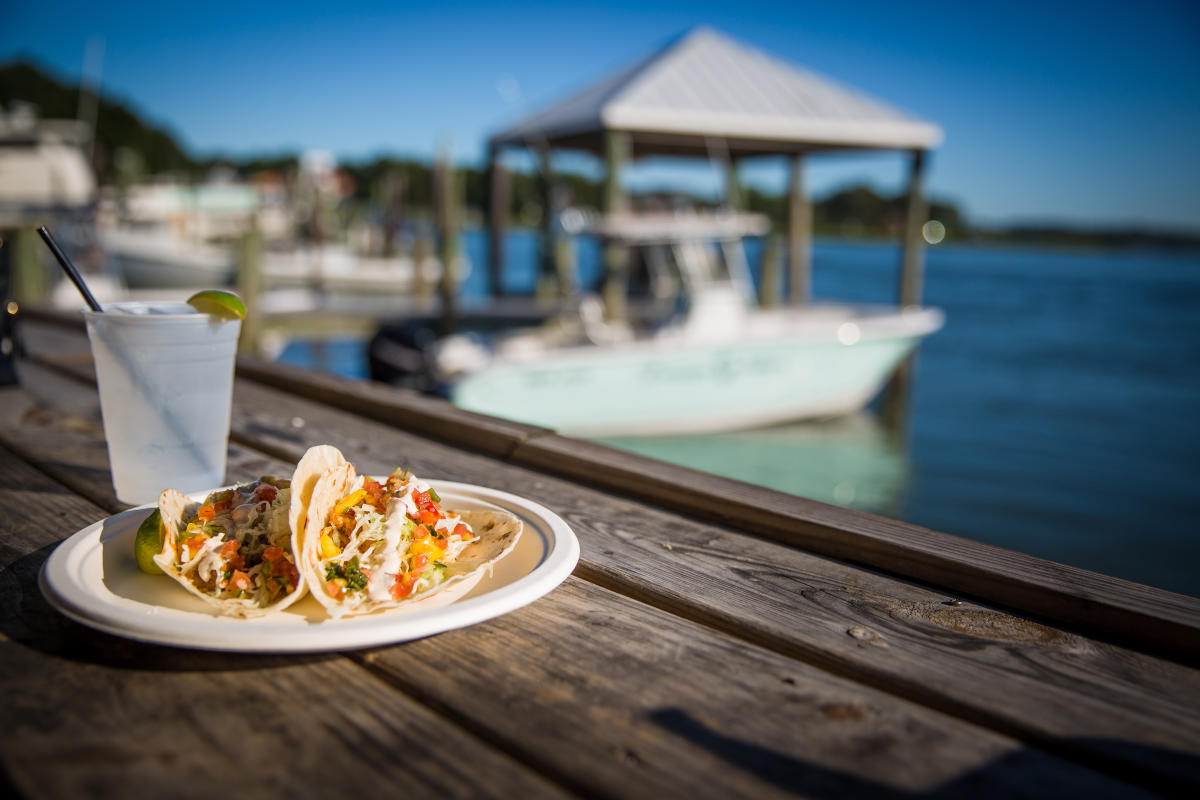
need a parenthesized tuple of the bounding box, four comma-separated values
(280, 231, 1200, 597)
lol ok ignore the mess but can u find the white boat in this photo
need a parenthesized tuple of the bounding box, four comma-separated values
(98, 225, 459, 294)
(99, 226, 235, 288)
(0, 109, 95, 223)
(377, 212, 943, 436)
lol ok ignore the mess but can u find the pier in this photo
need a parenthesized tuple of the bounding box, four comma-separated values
(4, 307, 1199, 797)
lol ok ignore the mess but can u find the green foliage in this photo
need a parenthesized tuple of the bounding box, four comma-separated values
(6, 60, 1196, 249)
(0, 59, 192, 178)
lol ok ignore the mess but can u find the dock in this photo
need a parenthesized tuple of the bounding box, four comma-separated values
(2, 307, 1198, 797)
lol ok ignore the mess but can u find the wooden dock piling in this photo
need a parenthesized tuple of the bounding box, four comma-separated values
(5, 228, 47, 306)
(759, 233, 783, 308)
(536, 146, 557, 300)
(433, 153, 460, 336)
(602, 130, 631, 322)
(787, 154, 812, 305)
(883, 148, 931, 439)
(724, 158, 741, 210)
(235, 223, 264, 356)
(899, 148, 929, 309)
(486, 145, 510, 297)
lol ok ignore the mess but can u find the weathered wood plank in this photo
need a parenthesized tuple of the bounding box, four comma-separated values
(13, 312, 90, 361)
(21, 310, 1200, 663)
(0, 424, 570, 800)
(510, 435, 1200, 661)
(212, 378, 1200, 795)
(215, 322, 1200, 662)
(14, 312, 1200, 795)
(235, 356, 548, 461)
(359, 577, 1154, 798)
(0, 395, 1149, 798)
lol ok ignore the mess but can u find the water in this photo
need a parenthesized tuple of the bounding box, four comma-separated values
(279, 231, 1200, 597)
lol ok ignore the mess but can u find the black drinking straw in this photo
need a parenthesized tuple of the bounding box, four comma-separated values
(37, 226, 103, 312)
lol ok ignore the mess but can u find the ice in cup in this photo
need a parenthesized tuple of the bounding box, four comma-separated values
(83, 302, 241, 505)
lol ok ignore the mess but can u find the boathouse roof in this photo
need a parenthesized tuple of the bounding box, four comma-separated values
(489, 28, 943, 158)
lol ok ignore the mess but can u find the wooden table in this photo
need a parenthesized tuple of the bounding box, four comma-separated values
(2, 309, 1199, 799)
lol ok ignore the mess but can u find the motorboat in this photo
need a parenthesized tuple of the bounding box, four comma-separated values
(98, 225, 235, 288)
(98, 224, 458, 294)
(368, 212, 943, 436)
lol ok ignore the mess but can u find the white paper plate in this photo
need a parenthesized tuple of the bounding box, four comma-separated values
(40, 480, 579, 652)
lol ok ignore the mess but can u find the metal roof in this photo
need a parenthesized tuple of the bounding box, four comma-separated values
(490, 28, 943, 156)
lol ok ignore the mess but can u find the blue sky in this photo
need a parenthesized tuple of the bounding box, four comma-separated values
(3, 0, 1199, 231)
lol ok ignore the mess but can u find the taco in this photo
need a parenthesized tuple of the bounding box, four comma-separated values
(153, 445, 347, 617)
(301, 460, 522, 618)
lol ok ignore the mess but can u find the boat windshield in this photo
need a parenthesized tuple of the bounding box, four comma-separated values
(672, 238, 755, 301)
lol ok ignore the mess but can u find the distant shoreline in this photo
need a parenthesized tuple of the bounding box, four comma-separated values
(464, 223, 1200, 254)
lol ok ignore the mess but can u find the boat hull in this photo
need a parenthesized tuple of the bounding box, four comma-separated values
(451, 312, 939, 436)
(100, 229, 235, 289)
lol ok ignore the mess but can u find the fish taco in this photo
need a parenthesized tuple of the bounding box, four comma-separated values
(301, 460, 522, 617)
(153, 445, 346, 617)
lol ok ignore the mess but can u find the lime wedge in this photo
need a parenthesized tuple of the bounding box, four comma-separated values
(134, 508, 166, 575)
(186, 290, 246, 320)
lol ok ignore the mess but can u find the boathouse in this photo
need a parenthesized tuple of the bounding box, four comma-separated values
(486, 27, 943, 312)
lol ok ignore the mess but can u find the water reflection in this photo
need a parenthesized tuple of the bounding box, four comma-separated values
(595, 412, 910, 515)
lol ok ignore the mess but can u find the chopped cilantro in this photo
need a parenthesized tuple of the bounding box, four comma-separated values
(324, 557, 369, 592)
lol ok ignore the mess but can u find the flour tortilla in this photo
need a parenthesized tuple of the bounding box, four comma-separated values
(300, 462, 523, 618)
(153, 445, 345, 618)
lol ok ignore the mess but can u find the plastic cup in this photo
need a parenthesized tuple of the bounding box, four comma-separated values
(83, 302, 241, 505)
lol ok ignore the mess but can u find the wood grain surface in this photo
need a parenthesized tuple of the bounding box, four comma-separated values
(207, 332, 1200, 662)
(511, 434, 1200, 661)
(0, 392, 1155, 797)
(213, 375, 1200, 796)
(8, 311, 1199, 798)
(0, 419, 569, 800)
(23, 312, 1200, 663)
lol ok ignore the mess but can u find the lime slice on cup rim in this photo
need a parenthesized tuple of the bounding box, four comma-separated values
(134, 508, 166, 575)
(186, 290, 246, 320)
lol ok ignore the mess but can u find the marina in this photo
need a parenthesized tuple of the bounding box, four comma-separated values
(284, 232, 1200, 597)
(5, 308, 1200, 797)
(3, 7, 1199, 797)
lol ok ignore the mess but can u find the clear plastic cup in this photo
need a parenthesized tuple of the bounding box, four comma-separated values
(83, 302, 241, 505)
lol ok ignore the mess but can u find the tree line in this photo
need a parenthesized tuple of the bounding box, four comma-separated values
(4, 59, 1195, 249)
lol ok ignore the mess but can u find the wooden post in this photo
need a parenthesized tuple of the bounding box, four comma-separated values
(6, 228, 47, 306)
(433, 153, 459, 336)
(725, 158, 740, 211)
(882, 149, 930, 442)
(235, 222, 263, 357)
(554, 233, 576, 300)
(787, 153, 812, 305)
(486, 144, 509, 297)
(411, 227, 433, 303)
(602, 130, 630, 322)
(759, 233, 783, 308)
(379, 170, 405, 258)
(536, 145, 557, 301)
(0, 230, 15, 385)
(898, 149, 929, 308)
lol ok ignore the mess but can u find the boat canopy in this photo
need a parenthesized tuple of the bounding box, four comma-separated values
(586, 211, 770, 244)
